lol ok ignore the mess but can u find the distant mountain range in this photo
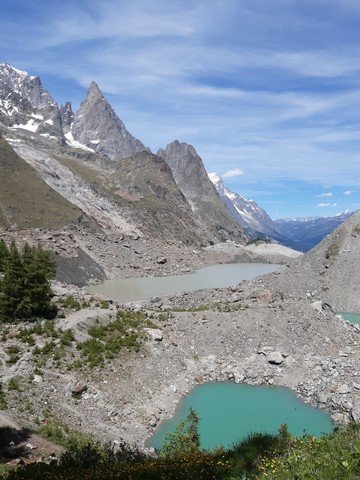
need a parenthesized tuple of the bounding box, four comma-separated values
(274, 211, 355, 251)
(0, 63, 355, 251)
(208, 173, 355, 251)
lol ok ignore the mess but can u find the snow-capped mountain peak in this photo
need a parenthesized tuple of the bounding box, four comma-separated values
(208, 172, 277, 235)
(0, 63, 64, 140)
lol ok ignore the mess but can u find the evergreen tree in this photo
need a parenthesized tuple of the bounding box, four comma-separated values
(0, 240, 25, 321)
(23, 244, 57, 319)
(162, 408, 201, 458)
(0, 240, 57, 322)
(0, 239, 8, 273)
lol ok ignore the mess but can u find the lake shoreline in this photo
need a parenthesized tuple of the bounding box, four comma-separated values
(88, 263, 281, 303)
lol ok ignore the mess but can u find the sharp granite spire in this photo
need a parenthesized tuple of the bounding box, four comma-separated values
(71, 81, 147, 161)
(60, 102, 74, 134)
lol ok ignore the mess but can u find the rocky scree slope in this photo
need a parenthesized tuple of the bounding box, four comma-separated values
(236, 209, 360, 314)
(1, 267, 358, 447)
(158, 141, 246, 243)
(0, 136, 83, 229)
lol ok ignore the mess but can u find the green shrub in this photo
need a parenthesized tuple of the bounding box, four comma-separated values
(60, 329, 75, 346)
(7, 377, 21, 391)
(76, 311, 149, 367)
(60, 295, 82, 311)
(2, 423, 360, 480)
(0, 390, 7, 410)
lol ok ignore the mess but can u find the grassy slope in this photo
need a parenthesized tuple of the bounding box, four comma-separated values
(0, 137, 82, 229)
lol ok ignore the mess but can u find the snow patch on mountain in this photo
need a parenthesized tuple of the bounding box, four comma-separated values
(65, 131, 95, 152)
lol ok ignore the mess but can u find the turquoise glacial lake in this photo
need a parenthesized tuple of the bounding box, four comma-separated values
(89, 263, 279, 302)
(338, 312, 360, 324)
(148, 382, 334, 451)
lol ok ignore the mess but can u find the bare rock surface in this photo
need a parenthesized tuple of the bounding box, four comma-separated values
(158, 141, 246, 243)
(71, 81, 147, 160)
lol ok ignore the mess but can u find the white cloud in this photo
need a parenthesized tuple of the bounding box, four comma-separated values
(316, 192, 333, 198)
(3, 0, 360, 193)
(223, 168, 245, 178)
(344, 190, 352, 195)
(317, 202, 338, 207)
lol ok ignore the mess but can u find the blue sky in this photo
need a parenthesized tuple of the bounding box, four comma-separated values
(1, 0, 359, 218)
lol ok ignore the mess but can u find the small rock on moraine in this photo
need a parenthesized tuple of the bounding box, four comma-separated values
(71, 382, 88, 396)
(144, 328, 163, 341)
(267, 351, 284, 365)
(337, 384, 351, 394)
(229, 293, 242, 303)
(157, 257, 167, 265)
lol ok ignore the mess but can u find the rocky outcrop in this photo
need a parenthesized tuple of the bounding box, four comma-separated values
(157, 141, 246, 243)
(71, 82, 147, 160)
(0, 63, 64, 140)
(60, 102, 74, 134)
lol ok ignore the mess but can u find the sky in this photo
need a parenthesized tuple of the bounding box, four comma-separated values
(0, 0, 359, 218)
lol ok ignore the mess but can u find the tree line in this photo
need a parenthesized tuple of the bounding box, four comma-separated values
(0, 239, 57, 322)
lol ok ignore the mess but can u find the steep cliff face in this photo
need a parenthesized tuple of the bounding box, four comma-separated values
(0, 63, 64, 140)
(157, 141, 246, 243)
(109, 150, 204, 243)
(70, 82, 147, 160)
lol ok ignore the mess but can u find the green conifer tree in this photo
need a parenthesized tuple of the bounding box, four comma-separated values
(0, 239, 8, 273)
(0, 240, 25, 321)
(24, 244, 57, 319)
(0, 241, 57, 322)
(161, 408, 201, 458)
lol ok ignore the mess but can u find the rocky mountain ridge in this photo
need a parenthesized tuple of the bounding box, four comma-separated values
(0, 64, 246, 247)
(0, 63, 353, 255)
(157, 141, 246, 243)
(0, 63, 64, 140)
